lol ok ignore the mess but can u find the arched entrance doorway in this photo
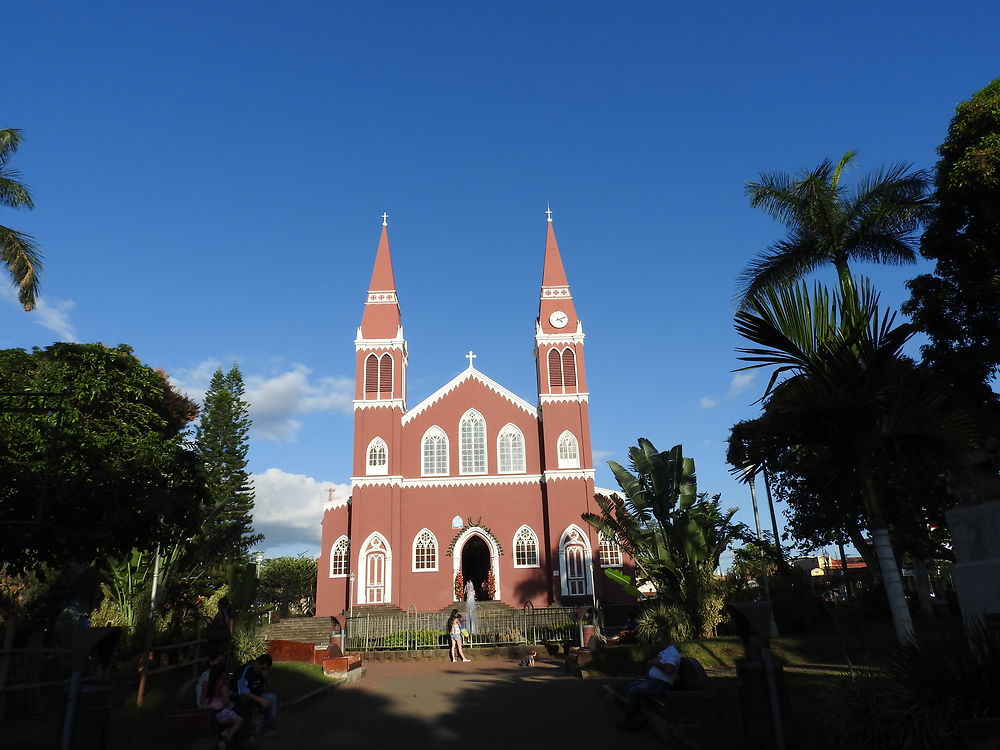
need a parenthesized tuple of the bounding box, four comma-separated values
(461, 535, 493, 601)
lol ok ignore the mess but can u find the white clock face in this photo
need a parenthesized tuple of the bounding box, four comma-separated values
(549, 310, 569, 328)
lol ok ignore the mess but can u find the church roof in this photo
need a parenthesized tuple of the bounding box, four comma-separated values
(401, 366, 539, 425)
(541, 219, 569, 288)
(367, 223, 396, 292)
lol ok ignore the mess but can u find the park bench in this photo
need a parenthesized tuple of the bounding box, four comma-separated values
(603, 656, 717, 748)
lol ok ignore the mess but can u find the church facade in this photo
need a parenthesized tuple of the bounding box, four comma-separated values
(315, 214, 631, 616)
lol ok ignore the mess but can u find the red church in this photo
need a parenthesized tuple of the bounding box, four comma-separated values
(315, 212, 630, 616)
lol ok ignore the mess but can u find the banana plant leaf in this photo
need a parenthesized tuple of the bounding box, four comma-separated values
(603, 568, 644, 598)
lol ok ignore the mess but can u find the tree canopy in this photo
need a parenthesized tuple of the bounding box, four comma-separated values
(0, 343, 207, 571)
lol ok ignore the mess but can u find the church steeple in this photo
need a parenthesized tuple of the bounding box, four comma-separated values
(538, 212, 580, 336)
(359, 219, 402, 340)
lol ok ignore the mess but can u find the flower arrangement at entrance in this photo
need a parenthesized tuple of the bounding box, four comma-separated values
(445, 517, 505, 557)
(454, 570, 465, 601)
(485, 570, 496, 599)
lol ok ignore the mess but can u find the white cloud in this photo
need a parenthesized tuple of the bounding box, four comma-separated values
(728, 372, 756, 397)
(592, 448, 615, 463)
(1, 285, 78, 342)
(699, 396, 719, 410)
(245, 366, 353, 441)
(251, 468, 349, 554)
(167, 359, 354, 441)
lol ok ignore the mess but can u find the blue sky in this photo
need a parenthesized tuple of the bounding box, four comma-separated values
(4, 2, 998, 561)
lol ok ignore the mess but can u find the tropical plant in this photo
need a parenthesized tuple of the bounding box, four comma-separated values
(636, 601, 693, 644)
(737, 150, 931, 309)
(733, 278, 975, 643)
(583, 440, 742, 637)
(0, 129, 41, 310)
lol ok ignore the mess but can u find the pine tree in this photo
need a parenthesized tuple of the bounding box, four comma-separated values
(195, 364, 262, 557)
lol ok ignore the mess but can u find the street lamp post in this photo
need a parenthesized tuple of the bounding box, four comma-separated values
(254, 550, 264, 576)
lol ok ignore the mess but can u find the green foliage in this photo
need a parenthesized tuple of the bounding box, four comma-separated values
(739, 150, 931, 309)
(258, 556, 317, 617)
(820, 622, 1000, 749)
(637, 601, 693, 643)
(0, 343, 208, 572)
(195, 365, 260, 557)
(583, 439, 742, 637)
(0, 128, 42, 310)
(231, 621, 267, 664)
(381, 629, 442, 648)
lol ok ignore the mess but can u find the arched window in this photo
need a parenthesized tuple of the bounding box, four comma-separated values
(560, 526, 593, 596)
(421, 426, 449, 476)
(513, 525, 539, 568)
(497, 423, 525, 473)
(557, 430, 580, 469)
(378, 353, 393, 394)
(459, 409, 486, 474)
(562, 348, 577, 389)
(412, 529, 438, 571)
(359, 533, 391, 604)
(599, 532, 623, 567)
(364, 354, 379, 394)
(548, 348, 562, 389)
(329, 536, 350, 577)
(367, 437, 388, 475)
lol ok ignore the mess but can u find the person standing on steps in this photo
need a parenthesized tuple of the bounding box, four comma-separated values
(447, 609, 471, 662)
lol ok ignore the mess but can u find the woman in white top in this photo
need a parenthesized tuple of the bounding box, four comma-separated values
(447, 609, 471, 663)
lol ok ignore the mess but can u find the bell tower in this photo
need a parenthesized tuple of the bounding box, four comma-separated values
(534, 210, 597, 600)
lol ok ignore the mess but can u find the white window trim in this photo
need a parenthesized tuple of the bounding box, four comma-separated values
(496, 423, 526, 474)
(512, 524, 540, 568)
(357, 531, 392, 605)
(558, 524, 594, 597)
(458, 408, 488, 475)
(557, 430, 580, 469)
(450, 528, 501, 601)
(420, 426, 449, 477)
(411, 528, 439, 572)
(366, 437, 389, 476)
(328, 535, 350, 578)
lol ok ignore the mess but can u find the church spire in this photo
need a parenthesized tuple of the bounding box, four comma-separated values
(360, 217, 402, 340)
(538, 210, 578, 334)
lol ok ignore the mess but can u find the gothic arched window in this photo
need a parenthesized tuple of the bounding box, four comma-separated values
(497, 423, 525, 473)
(598, 532, 623, 567)
(557, 430, 579, 469)
(367, 437, 388, 475)
(329, 536, 350, 577)
(548, 348, 562, 389)
(412, 529, 438, 571)
(459, 409, 486, 474)
(562, 348, 577, 389)
(378, 353, 393, 394)
(421, 426, 449, 476)
(513, 525, 539, 568)
(364, 354, 379, 394)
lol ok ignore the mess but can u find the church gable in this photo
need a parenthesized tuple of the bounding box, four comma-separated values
(402, 367, 537, 425)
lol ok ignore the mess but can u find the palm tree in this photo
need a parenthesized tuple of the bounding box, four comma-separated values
(734, 279, 975, 643)
(737, 151, 931, 309)
(1, 129, 41, 311)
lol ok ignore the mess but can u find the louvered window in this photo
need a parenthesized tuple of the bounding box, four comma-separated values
(379, 353, 393, 394)
(548, 348, 562, 389)
(365, 354, 379, 394)
(562, 348, 577, 389)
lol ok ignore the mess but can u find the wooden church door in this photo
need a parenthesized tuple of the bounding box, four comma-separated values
(565, 541, 587, 595)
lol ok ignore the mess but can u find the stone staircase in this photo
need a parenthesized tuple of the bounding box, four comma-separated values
(263, 616, 337, 645)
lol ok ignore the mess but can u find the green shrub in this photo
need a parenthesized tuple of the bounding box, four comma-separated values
(381, 629, 442, 648)
(232, 622, 267, 663)
(820, 622, 1000, 749)
(637, 601, 693, 643)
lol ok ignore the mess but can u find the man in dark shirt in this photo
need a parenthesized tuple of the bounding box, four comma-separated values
(234, 653, 278, 736)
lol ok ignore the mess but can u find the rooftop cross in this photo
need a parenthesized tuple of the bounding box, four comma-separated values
(465, 350, 477, 368)
(545, 204, 552, 223)
(382, 211, 388, 226)
(327, 487, 336, 502)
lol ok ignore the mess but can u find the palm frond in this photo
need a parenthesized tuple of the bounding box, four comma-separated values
(0, 129, 25, 166)
(0, 174, 34, 210)
(1, 224, 42, 310)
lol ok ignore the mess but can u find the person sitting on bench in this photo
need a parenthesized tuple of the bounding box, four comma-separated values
(234, 653, 278, 736)
(617, 632, 681, 730)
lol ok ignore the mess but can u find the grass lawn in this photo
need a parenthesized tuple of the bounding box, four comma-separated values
(4, 660, 334, 750)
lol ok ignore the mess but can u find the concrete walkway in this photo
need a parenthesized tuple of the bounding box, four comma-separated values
(267, 656, 664, 750)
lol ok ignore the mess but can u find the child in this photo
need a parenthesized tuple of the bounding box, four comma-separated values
(196, 656, 243, 748)
(518, 650, 537, 667)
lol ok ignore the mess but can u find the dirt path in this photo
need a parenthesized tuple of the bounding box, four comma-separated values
(267, 657, 664, 750)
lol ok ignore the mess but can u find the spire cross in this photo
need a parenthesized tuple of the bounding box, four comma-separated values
(465, 350, 477, 368)
(545, 205, 552, 223)
(327, 487, 335, 502)
(381, 212, 388, 226)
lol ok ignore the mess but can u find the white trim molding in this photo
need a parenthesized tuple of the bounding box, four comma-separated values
(451, 527, 502, 602)
(403, 474, 543, 488)
(540, 285, 573, 299)
(365, 290, 398, 304)
(354, 326, 408, 352)
(357, 531, 392, 605)
(402, 367, 538, 424)
(324, 494, 350, 511)
(353, 398, 406, 411)
(351, 475, 404, 488)
(543, 469, 595, 482)
(540, 393, 590, 404)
